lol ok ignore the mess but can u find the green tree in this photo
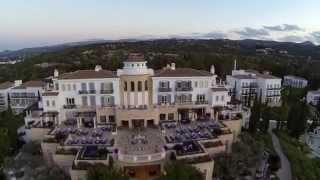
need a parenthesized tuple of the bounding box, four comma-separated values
(87, 165, 129, 180)
(287, 101, 309, 138)
(249, 95, 262, 134)
(160, 162, 204, 180)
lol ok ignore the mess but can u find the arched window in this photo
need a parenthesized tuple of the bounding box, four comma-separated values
(131, 81, 135, 91)
(145, 80, 148, 90)
(138, 81, 142, 91)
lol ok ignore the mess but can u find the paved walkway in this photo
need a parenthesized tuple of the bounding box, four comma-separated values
(269, 130, 292, 180)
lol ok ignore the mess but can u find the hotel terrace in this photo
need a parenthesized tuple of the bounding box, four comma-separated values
(25, 53, 246, 180)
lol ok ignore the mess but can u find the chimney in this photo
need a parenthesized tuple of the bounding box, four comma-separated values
(95, 65, 102, 72)
(54, 69, 59, 77)
(210, 65, 215, 74)
(14, 80, 22, 87)
(171, 63, 176, 70)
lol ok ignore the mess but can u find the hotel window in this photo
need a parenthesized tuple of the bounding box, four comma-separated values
(62, 84, 66, 91)
(89, 82, 95, 91)
(90, 96, 96, 106)
(160, 114, 166, 121)
(46, 100, 50, 107)
(73, 84, 76, 91)
(66, 98, 75, 105)
(145, 80, 148, 90)
(196, 94, 206, 102)
(124, 81, 127, 91)
(194, 81, 198, 88)
(168, 113, 174, 120)
(216, 96, 219, 101)
(221, 95, 224, 101)
(82, 96, 88, 106)
(52, 100, 55, 107)
(81, 83, 87, 91)
(67, 84, 71, 91)
(131, 81, 135, 91)
(100, 116, 107, 123)
(138, 81, 142, 91)
(109, 116, 115, 123)
(204, 81, 208, 88)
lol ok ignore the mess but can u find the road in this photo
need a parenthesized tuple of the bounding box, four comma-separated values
(269, 129, 292, 180)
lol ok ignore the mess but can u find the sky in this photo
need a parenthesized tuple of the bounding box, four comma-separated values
(1, 0, 320, 50)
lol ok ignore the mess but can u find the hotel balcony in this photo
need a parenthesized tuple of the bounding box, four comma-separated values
(63, 104, 77, 109)
(78, 90, 96, 94)
(100, 89, 114, 94)
(158, 87, 172, 92)
(175, 87, 193, 92)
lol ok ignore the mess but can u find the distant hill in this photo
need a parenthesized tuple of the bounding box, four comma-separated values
(0, 39, 111, 60)
(1, 38, 320, 89)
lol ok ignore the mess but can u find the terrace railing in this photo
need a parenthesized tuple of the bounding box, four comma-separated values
(118, 150, 166, 163)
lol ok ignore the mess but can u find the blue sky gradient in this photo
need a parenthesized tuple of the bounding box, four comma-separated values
(1, 0, 320, 50)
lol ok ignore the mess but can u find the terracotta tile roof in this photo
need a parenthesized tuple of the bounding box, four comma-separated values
(59, 70, 116, 79)
(0, 81, 14, 90)
(42, 91, 59, 96)
(12, 80, 45, 89)
(154, 68, 212, 77)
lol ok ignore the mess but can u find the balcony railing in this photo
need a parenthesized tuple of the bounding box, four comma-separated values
(158, 87, 172, 92)
(10, 95, 38, 99)
(63, 104, 76, 109)
(175, 87, 193, 91)
(195, 100, 209, 105)
(79, 90, 96, 94)
(100, 89, 114, 94)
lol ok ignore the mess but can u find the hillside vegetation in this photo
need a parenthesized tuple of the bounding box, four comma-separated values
(1, 39, 320, 89)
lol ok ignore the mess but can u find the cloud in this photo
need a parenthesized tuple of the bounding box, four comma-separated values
(279, 35, 306, 43)
(310, 31, 320, 44)
(264, 24, 304, 32)
(235, 27, 270, 38)
(200, 32, 228, 39)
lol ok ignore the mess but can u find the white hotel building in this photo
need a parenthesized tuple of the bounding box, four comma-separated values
(283, 75, 308, 88)
(226, 61, 282, 107)
(26, 53, 245, 180)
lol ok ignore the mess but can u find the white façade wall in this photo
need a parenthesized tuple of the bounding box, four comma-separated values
(152, 76, 216, 105)
(257, 78, 282, 104)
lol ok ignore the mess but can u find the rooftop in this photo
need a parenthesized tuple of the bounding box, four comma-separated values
(0, 81, 14, 90)
(59, 69, 116, 80)
(154, 68, 212, 77)
(12, 80, 45, 89)
(285, 75, 307, 81)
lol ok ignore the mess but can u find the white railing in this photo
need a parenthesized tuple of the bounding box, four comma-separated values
(118, 150, 166, 163)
